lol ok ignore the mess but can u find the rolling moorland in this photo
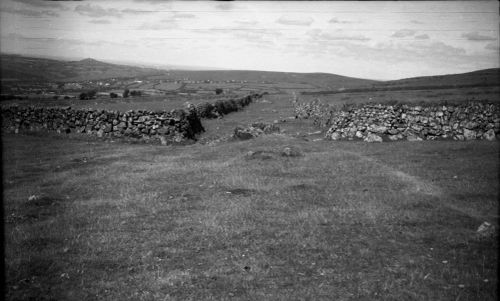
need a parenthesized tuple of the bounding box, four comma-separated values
(0, 53, 377, 86)
(302, 68, 500, 95)
(0, 54, 377, 97)
(0, 54, 165, 82)
(1, 54, 499, 300)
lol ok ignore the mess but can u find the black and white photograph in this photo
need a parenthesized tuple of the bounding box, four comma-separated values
(1, 0, 499, 300)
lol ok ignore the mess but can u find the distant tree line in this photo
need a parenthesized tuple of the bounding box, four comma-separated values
(78, 89, 143, 100)
(79, 90, 97, 100)
(122, 89, 142, 98)
(194, 93, 261, 118)
(1, 94, 27, 101)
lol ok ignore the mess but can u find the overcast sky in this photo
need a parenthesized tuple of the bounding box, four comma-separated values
(0, 0, 498, 80)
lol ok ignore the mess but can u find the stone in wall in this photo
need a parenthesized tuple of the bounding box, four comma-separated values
(484, 129, 496, 141)
(364, 133, 382, 143)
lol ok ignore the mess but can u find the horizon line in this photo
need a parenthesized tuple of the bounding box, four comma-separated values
(1, 51, 498, 82)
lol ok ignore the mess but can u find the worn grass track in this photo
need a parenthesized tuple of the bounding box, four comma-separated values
(2, 133, 498, 300)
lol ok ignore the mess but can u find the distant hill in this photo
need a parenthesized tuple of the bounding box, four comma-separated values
(372, 68, 500, 89)
(0, 54, 378, 89)
(302, 68, 500, 95)
(3, 54, 497, 92)
(0, 54, 164, 82)
(165, 70, 378, 89)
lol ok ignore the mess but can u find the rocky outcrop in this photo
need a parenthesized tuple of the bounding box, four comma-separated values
(1, 105, 205, 144)
(323, 103, 500, 141)
(233, 122, 280, 140)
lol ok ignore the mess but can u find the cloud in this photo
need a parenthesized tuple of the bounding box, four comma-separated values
(329, 17, 355, 24)
(11, 0, 66, 9)
(235, 20, 258, 26)
(277, 15, 313, 26)
(461, 32, 496, 41)
(321, 33, 370, 41)
(161, 19, 177, 24)
(233, 31, 276, 48)
(187, 27, 282, 49)
(392, 29, 416, 38)
(137, 21, 178, 30)
(75, 3, 121, 18)
(308, 29, 369, 42)
(130, 0, 172, 9)
(215, 2, 234, 10)
(173, 12, 196, 19)
(3, 32, 133, 48)
(3, 32, 90, 45)
(410, 41, 466, 56)
(1, 6, 59, 17)
(302, 30, 471, 69)
(336, 41, 468, 66)
(410, 20, 423, 24)
(89, 19, 112, 24)
(121, 8, 153, 15)
(128, 12, 196, 29)
(234, 28, 281, 38)
(485, 43, 499, 51)
(415, 34, 429, 40)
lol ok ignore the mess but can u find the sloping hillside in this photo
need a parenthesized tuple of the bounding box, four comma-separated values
(372, 68, 500, 89)
(0, 54, 163, 82)
(165, 70, 378, 89)
(302, 68, 500, 95)
(0, 54, 378, 89)
(5, 54, 496, 92)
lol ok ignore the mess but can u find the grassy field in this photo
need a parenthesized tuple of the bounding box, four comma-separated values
(0, 55, 164, 82)
(3, 84, 496, 115)
(154, 82, 183, 91)
(2, 131, 498, 300)
(0, 93, 249, 112)
(2, 77, 499, 299)
(298, 86, 500, 109)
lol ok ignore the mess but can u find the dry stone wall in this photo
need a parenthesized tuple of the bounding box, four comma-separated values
(322, 103, 500, 142)
(294, 98, 339, 128)
(1, 93, 265, 144)
(194, 93, 263, 118)
(1, 105, 204, 144)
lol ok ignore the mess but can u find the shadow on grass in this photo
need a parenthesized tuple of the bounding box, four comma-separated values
(12, 196, 67, 223)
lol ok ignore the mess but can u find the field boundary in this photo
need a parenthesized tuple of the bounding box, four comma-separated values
(295, 100, 499, 142)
